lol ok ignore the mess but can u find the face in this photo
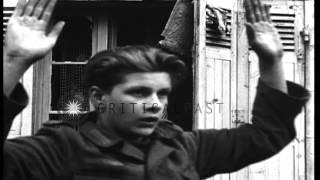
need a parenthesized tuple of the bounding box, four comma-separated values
(96, 72, 172, 140)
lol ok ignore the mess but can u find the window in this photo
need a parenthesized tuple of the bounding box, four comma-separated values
(50, 16, 92, 128)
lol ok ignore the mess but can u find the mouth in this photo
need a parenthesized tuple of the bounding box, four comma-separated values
(139, 117, 159, 126)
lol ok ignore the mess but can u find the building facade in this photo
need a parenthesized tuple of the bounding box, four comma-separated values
(3, 0, 314, 180)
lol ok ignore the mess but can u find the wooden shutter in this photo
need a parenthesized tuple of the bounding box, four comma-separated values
(272, 12, 295, 51)
(247, 2, 306, 180)
(206, 8, 232, 48)
(3, 7, 14, 39)
(194, 0, 308, 180)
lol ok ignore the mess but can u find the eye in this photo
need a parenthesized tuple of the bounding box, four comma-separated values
(158, 89, 170, 98)
(131, 90, 144, 97)
(127, 88, 150, 98)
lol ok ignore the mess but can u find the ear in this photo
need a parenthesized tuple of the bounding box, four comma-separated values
(89, 86, 106, 109)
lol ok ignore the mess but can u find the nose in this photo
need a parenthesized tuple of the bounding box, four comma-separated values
(145, 94, 163, 114)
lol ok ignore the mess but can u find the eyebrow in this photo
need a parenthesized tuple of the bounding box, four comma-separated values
(158, 88, 172, 93)
(126, 86, 172, 92)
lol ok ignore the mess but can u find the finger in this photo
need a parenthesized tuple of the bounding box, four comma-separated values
(264, 4, 272, 22)
(32, 0, 48, 18)
(244, 0, 256, 23)
(12, 0, 27, 17)
(48, 21, 65, 39)
(244, 0, 251, 22)
(41, 0, 57, 23)
(271, 26, 280, 37)
(252, 0, 261, 22)
(245, 22, 256, 44)
(23, 0, 39, 16)
(257, 0, 267, 21)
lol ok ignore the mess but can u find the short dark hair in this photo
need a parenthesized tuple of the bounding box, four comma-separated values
(85, 45, 187, 92)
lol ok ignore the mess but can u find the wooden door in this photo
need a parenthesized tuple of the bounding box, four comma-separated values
(193, 0, 307, 180)
(246, 2, 306, 180)
(193, 0, 236, 179)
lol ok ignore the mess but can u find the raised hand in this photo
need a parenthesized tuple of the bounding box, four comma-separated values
(4, 0, 65, 66)
(244, 0, 283, 62)
(3, 0, 64, 96)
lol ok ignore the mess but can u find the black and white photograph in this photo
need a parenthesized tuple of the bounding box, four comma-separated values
(3, 0, 314, 179)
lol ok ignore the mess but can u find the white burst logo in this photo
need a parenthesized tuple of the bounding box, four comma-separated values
(65, 100, 82, 116)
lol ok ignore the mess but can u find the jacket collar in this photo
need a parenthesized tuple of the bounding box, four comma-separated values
(153, 119, 184, 139)
(79, 111, 122, 148)
(79, 111, 183, 149)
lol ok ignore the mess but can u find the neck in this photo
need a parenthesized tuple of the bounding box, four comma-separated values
(95, 112, 147, 144)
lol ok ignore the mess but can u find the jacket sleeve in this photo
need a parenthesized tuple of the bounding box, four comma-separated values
(3, 83, 28, 141)
(3, 84, 75, 180)
(3, 125, 76, 180)
(183, 79, 310, 179)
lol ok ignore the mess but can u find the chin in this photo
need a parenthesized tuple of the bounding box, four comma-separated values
(134, 127, 155, 137)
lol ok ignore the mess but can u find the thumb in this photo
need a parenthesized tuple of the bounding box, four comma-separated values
(245, 23, 255, 44)
(48, 21, 65, 39)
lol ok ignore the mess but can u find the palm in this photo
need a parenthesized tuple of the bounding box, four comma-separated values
(5, 16, 56, 60)
(248, 22, 283, 59)
(244, 0, 284, 61)
(4, 0, 64, 65)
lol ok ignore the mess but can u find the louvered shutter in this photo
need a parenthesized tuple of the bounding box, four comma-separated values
(206, 8, 231, 48)
(3, 7, 14, 39)
(205, 9, 295, 51)
(272, 12, 295, 51)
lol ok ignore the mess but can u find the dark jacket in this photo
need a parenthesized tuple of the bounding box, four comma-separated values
(3, 79, 309, 180)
